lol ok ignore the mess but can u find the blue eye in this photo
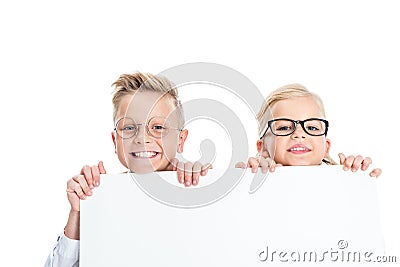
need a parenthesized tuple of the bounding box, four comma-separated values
(151, 125, 167, 132)
(306, 126, 319, 131)
(277, 125, 292, 131)
(122, 125, 137, 131)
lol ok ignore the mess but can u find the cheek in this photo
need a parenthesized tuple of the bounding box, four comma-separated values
(118, 140, 129, 154)
(115, 140, 128, 166)
(115, 139, 123, 153)
(315, 138, 328, 152)
(159, 136, 179, 155)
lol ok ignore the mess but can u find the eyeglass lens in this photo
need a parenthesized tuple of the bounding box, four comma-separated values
(115, 117, 170, 139)
(270, 119, 327, 136)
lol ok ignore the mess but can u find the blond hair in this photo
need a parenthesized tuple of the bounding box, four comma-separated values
(257, 83, 336, 165)
(111, 72, 184, 128)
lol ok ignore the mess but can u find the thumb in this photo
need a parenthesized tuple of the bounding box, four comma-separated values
(166, 158, 179, 171)
(235, 161, 246, 168)
(261, 151, 269, 158)
(338, 153, 346, 165)
(98, 161, 107, 174)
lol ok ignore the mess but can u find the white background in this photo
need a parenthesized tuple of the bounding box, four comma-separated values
(0, 1, 399, 266)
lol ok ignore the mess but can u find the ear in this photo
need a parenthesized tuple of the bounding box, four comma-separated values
(177, 129, 188, 153)
(256, 139, 264, 153)
(324, 138, 331, 157)
(257, 139, 270, 158)
(111, 131, 117, 154)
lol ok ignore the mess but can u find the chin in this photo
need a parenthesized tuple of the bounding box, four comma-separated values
(127, 162, 157, 174)
(132, 162, 172, 173)
(286, 160, 313, 166)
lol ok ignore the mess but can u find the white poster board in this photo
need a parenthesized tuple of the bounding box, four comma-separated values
(81, 166, 385, 266)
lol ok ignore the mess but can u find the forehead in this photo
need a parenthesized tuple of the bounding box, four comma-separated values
(116, 91, 176, 122)
(270, 96, 325, 120)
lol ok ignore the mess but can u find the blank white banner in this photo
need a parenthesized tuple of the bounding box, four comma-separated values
(81, 166, 385, 266)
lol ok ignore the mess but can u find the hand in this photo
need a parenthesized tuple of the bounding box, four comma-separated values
(235, 154, 282, 173)
(66, 161, 106, 211)
(338, 153, 382, 178)
(168, 158, 212, 187)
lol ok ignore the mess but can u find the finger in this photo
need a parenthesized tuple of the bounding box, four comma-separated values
(169, 158, 179, 171)
(261, 151, 269, 158)
(343, 155, 355, 171)
(192, 162, 202, 186)
(200, 163, 212, 176)
(91, 165, 100, 189)
(176, 161, 185, 184)
(94, 161, 106, 187)
(248, 157, 259, 173)
(184, 162, 194, 187)
(66, 179, 76, 194)
(73, 174, 92, 196)
(68, 176, 88, 200)
(361, 157, 372, 171)
(259, 157, 269, 173)
(235, 162, 246, 169)
(268, 158, 277, 172)
(98, 161, 106, 174)
(81, 165, 94, 189)
(369, 168, 382, 178)
(338, 153, 346, 165)
(351, 155, 364, 172)
(200, 169, 209, 176)
(165, 163, 174, 171)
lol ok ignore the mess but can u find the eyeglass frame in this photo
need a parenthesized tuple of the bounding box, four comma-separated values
(260, 118, 329, 139)
(114, 116, 183, 139)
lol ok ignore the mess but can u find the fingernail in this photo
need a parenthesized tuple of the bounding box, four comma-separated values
(90, 185, 94, 189)
(343, 167, 349, 171)
(351, 168, 356, 172)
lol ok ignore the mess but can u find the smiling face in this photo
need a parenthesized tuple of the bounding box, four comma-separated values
(258, 95, 331, 166)
(112, 91, 187, 173)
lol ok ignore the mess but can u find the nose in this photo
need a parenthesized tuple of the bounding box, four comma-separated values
(290, 123, 306, 139)
(133, 125, 152, 144)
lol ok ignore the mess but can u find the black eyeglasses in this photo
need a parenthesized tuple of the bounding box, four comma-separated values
(114, 116, 182, 139)
(260, 118, 329, 138)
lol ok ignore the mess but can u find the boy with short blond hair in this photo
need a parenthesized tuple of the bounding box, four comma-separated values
(45, 72, 211, 267)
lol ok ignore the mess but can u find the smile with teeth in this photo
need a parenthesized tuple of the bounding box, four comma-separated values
(287, 145, 311, 153)
(131, 151, 160, 158)
(290, 147, 308, 151)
